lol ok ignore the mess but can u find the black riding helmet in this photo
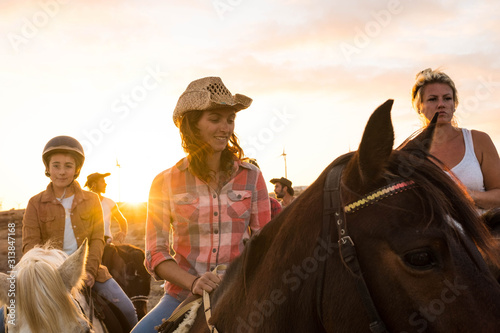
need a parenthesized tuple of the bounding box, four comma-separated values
(42, 136, 85, 178)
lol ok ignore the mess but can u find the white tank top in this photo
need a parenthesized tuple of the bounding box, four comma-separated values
(450, 129, 485, 193)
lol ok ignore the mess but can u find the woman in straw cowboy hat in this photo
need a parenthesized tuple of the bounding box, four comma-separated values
(131, 77, 271, 332)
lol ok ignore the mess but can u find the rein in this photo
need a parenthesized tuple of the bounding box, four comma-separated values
(202, 265, 227, 333)
(317, 164, 415, 333)
(70, 287, 94, 332)
(163, 265, 227, 332)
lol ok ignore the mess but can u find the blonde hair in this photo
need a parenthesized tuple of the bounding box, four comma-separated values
(15, 246, 90, 333)
(411, 68, 459, 125)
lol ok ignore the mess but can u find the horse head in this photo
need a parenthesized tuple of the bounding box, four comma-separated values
(327, 100, 500, 332)
(0, 240, 93, 333)
(102, 243, 151, 320)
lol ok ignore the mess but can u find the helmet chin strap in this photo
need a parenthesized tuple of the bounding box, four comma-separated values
(56, 178, 77, 202)
(57, 186, 68, 202)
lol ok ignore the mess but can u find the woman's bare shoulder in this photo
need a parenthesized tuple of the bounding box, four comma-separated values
(471, 129, 495, 148)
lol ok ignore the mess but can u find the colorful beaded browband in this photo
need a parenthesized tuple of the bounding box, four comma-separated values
(344, 180, 416, 214)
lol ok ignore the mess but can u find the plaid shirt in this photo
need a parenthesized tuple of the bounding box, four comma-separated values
(269, 197, 282, 219)
(145, 158, 271, 301)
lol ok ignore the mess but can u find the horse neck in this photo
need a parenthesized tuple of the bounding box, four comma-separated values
(211, 184, 326, 331)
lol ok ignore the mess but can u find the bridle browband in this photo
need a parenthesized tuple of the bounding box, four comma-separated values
(344, 180, 416, 214)
(316, 164, 415, 333)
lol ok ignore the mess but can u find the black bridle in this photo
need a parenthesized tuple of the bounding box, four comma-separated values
(316, 164, 409, 333)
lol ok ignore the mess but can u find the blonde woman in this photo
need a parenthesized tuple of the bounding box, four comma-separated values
(411, 68, 500, 210)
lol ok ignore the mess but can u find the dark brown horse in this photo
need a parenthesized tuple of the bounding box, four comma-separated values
(161, 100, 500, 333)
(102, 243, 151, 320)
(482, 208, 500, 282)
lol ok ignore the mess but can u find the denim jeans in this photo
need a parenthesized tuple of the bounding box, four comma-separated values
(0, 307, 4, 333)
(130, 293, 181, 333)
(93, 278, 138, 328)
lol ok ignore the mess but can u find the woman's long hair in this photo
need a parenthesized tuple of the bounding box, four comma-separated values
(179, 110, 244, 183)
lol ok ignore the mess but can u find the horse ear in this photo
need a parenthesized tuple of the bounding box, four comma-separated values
(0, 272, 9, 306)
(343, 99, 394, 191)
(58, 238, 88, 291)
(397, 112, 438, 152)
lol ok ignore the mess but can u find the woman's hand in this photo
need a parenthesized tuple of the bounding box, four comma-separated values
(84, 272, 96, 287)
(112, 231, 127, 243)
(190, 271, 221, 295)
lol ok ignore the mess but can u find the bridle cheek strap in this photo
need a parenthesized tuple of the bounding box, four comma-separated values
(318, 164, 388, 333)
(337, 235, 388, 333)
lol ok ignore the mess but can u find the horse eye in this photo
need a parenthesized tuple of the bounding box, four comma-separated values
(403, 250, 436, 270)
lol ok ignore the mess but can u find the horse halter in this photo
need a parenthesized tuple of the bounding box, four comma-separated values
(317, 164, 415, 333)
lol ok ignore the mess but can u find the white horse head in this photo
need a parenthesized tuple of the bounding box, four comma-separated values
(0, 240, 96, 333)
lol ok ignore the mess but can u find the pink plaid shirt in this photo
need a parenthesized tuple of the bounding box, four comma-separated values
(145, 158, 271, 301)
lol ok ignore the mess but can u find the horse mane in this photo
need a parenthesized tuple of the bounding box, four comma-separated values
(382, 150, 500, 268)
(341, 146, 499, 268)
(483, 208, 500, 230)
(211, 148, 499, 330)
(16, 245, 89, 333)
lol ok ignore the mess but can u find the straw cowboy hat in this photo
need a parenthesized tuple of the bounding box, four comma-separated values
(173, 76, 252, 127)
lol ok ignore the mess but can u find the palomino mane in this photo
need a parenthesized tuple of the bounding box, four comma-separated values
(15, 245, 89, 333)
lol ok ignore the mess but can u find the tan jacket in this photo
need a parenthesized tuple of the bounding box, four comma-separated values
(22, 181, 112, 282)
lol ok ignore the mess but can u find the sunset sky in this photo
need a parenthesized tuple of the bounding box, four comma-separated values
(1, 0, 500, 210)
